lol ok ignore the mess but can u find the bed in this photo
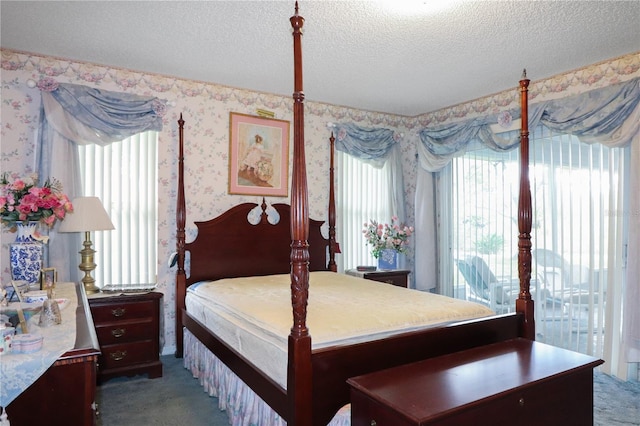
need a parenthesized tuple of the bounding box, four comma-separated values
(174, 4, 536, 425)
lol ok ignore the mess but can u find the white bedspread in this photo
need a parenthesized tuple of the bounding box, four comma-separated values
(186, 271, 493, 389)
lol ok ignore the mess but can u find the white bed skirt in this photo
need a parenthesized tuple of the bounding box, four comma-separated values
(183, 329, 351, 426)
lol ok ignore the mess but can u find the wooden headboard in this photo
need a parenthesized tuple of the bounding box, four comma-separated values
(184, 200, 330, 286)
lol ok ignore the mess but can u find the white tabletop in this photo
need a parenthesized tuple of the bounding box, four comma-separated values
(0, 282, 82, 407)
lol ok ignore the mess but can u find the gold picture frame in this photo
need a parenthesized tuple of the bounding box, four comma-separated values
(228, 112, 290, 197)
(40, 267, 57, 291)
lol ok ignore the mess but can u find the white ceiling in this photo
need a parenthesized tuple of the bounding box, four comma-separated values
(1, 1, 639, 116)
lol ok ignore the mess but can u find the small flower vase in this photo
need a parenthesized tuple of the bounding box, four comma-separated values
(377, 249, 398, 271)
(9, 222, 44, 286)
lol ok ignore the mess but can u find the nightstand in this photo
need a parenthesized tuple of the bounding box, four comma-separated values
(88, 291, 163, 383)
(346, 269, 410, 288)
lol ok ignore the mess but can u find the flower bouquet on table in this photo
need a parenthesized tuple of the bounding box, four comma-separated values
(0, 173, 73, 231)
(1, 173, 73, 288)
(362, 216, 414, 269)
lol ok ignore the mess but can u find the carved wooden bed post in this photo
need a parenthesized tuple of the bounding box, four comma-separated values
(328, 132, 338, 272)
(175, 113, 187, 357)
(288, 3, 313, 425)
(516, 70, 535, 339)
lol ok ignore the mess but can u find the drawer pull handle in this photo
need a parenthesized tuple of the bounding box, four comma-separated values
(111, 308, 126, 317)
(110, 350, 127, 361)
(111, 328, 126, 338)
(519, 397, 525, 407)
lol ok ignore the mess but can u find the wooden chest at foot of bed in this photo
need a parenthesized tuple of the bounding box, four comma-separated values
(347, 338, 603, 426)
(88, 291, 163, 383)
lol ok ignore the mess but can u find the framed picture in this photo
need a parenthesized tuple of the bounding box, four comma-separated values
(40, 268, 57, 291)
(229, 112, 290, 197)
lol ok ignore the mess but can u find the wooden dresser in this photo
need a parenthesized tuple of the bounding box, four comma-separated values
(4, 282, 100, 426)
(345, 269, 410, 288)
(88, 292, 163, 382)
(348, 338, 604, 426)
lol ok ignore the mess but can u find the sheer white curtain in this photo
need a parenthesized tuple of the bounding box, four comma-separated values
(336, 151, 393, 272)
(414, 167, 438, 292)
(77, 132, 158, 286)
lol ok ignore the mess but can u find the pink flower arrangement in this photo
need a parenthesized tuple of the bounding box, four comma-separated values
(362, 216, 414, 258)
(0, 173, 73, 229)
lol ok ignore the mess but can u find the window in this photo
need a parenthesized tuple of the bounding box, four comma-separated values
(77, 131, 158, 286)
(448, 126, 628, 358)
(336, 151, 393, 271)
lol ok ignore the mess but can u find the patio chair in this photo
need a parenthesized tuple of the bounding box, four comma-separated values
(454, 256, 519, 314)
(532, 248, 594, 307)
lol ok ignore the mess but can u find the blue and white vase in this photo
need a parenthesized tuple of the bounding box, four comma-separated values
(9, 222, 44, 286)
(377, 249, 398, 270)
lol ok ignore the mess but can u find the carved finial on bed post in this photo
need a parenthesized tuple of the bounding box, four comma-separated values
(516, 73, 535, 340)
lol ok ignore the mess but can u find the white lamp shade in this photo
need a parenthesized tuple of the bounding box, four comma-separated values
(58, 196, 115, 232)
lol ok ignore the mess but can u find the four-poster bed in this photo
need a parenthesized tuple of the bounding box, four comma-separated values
(174, 4, 538, 425)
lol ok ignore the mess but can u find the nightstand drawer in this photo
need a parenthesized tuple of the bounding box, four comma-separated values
(94, 320, 155, 345)
(99, 340, 157, 370)
(91, 300, 156, 323)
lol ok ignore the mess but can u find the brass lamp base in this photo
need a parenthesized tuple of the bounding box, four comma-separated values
(78, 231, 100, 294)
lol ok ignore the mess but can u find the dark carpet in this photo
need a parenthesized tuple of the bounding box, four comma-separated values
(97, 355, 639, 425)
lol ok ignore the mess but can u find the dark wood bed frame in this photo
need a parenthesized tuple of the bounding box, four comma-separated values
(175, 3, 535, 425)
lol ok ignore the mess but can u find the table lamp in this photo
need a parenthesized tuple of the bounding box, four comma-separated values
(59, 196, 115, 294)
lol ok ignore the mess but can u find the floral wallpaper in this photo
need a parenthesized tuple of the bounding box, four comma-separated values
(1, 48, 638, 353)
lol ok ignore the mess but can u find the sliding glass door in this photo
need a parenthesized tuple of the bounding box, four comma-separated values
(447, 125, 628, 359)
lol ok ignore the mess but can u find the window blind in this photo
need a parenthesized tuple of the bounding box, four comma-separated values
(336, 151, 393, 271)
(77, 131, 158, 286)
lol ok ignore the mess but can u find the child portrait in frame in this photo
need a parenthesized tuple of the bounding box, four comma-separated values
(229, 112, 290, 197)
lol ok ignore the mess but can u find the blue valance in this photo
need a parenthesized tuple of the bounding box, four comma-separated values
(332, 122, 400, 164)
(417, 77, 640, 171)
(51, 83, 163, 137)
(534, 77, 640, 145)
(40, 82, 164, 146)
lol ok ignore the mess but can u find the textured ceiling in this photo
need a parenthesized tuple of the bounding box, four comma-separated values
(1, 1, 639, 116)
